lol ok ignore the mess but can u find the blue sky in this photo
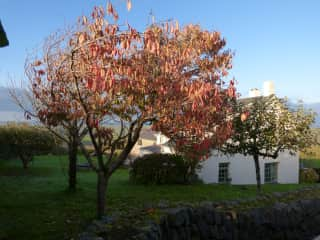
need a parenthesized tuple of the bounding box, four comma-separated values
(1, 0, 320, 102)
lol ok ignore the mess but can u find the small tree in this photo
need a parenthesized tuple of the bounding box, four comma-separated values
(222, 95, 316, 192)
(11, 32, 88, 191)
(31, 4, 237, 218)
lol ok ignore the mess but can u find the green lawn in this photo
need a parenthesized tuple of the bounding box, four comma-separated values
(301, 159, 320, 168)
(0, 155, 315, 240)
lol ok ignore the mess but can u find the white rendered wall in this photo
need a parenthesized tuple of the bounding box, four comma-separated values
(275, 151, 299, 183)
(156, 133, 170, 145)
(197, 150, 299, 185)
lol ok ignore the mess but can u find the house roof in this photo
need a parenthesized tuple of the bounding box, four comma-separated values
(239, 95, 273, 104)
(139, 128, 157, 141)
(238, 94, 285, 108)
(139, 145, 162, 153)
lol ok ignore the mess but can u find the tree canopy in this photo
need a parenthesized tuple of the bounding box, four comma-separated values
(222, 95, 317, 191)
(27, 4, 237, 217)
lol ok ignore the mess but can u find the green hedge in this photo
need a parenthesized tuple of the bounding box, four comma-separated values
(129, 153, 189, 184)
(0, 123, 58, 168)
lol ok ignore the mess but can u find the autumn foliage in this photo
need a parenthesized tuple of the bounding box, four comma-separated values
(27, 4, 237, 217)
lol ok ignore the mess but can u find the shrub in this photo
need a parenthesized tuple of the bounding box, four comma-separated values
(51, 144, 69, 155)
(299, 168, 319, 183)
(313, 168, 320, 182)
(129, 154, 189, 184)
(0, 123, 58, 168)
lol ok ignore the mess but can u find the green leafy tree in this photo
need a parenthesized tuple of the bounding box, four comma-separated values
(222, 95, 316, 193)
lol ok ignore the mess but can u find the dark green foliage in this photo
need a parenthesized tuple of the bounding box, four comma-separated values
(0, 20, 9, 47)
(129, 154, 189, 184)
(0, 123, 57, 168)
(300, 168, 319, 183)
(50, 144, 69, 155)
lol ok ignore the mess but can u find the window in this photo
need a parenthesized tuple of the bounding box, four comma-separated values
(218, 162, 230, 183)
(264, 162, 278, 183)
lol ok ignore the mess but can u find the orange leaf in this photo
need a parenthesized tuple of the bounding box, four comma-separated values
(107, 2, 114, 15)
(78, 33, 86, 44)
(33, 60, 42, 66)
(240, 113, 247, 122)
(126, 0, 132, 11)
(175, 21, 179, 30)
(82, 16, 87, 25)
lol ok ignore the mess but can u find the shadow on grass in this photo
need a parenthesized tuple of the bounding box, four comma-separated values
(0, 166, 54, 177)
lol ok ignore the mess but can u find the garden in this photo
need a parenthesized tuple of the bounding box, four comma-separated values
(0, 123, 319, 239)
(1, 1, 320, 239)
(0, 154, 318, 240)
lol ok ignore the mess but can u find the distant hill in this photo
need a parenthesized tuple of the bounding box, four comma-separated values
(0, 87, 21, 111)
(0, 87, 320, 127)
(288, 101, 320, 128)
(305, 102, 320, 128)
(0, 87, 29, 122)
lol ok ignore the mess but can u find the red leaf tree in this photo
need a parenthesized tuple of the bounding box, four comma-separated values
(13, 32, 89, 191)
(31, 5, 237, 217)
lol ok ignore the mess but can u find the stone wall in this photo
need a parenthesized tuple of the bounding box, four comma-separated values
(80, 187, 320, 240)
(133, 199, 320, 240)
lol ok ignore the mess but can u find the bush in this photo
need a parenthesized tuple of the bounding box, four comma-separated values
(129, 154, 189, 184)
(312, 168, 320, 182)
(300, 168, 319, 183)
(51, 144, 69, 155)
(0, 123, 58, 168)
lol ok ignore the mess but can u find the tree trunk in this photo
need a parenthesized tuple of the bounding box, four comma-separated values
(21, 155, 29, 169)
(97, 171, 108, 219)
(68, 141, 78, 191)
(253, 154, 262, 194)
(19, 152, 32, 169)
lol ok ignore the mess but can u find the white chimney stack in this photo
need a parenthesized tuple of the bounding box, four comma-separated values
(263, 81, 275, 96)
(249, 88, 261, 98)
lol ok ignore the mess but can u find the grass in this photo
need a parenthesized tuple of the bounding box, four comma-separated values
(0, 155, 316, 240)
(301, 158, 320, 168)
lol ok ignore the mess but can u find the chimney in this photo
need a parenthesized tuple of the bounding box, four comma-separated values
(249, 88, 261, 98)
(263, 81, 275, 96)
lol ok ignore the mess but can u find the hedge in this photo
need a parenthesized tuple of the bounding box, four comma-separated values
(0, 123, 58, 168)
(129, 153, 189, 184)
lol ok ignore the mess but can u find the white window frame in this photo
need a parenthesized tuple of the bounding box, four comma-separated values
(264, 162, 278, 183)
(218, 162, 230, 183)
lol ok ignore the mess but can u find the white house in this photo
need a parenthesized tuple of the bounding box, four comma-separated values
(197, 150, 299, 184)
(133, 129, 299, 184)
(198, 81, 299, 184)
(129, 81, 300, 185)
(127, 128, 171, 163)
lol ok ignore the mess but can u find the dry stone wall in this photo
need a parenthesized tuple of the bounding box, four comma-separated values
(80, 186, 320, 240)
